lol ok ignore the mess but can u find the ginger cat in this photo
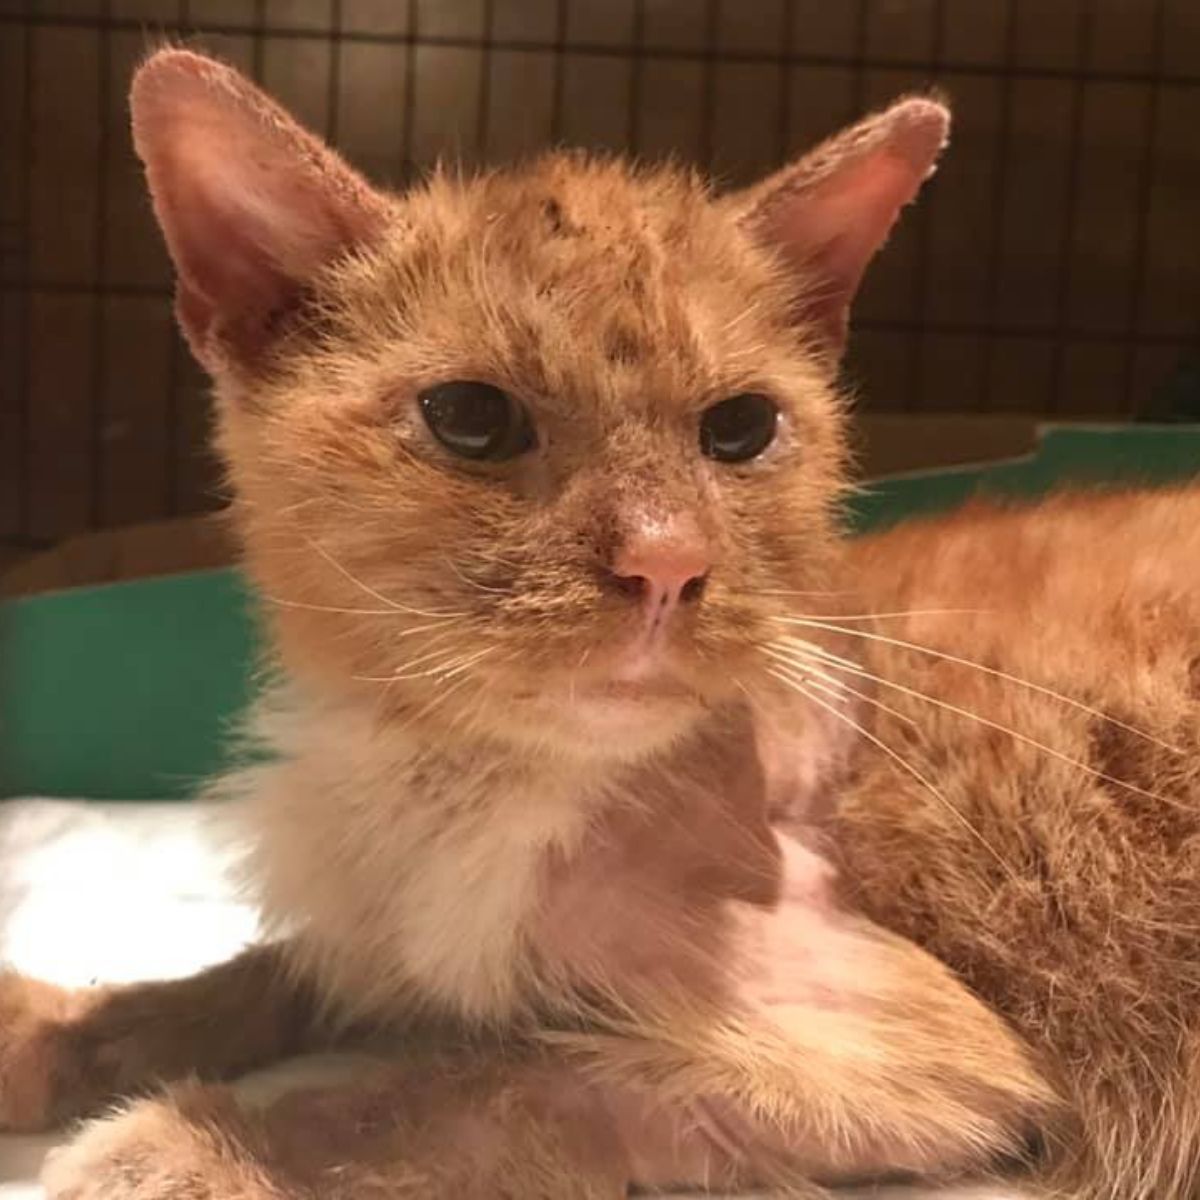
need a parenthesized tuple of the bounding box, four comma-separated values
(1, 48, 1197, 1200)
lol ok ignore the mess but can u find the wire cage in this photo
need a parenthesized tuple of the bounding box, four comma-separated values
(1, 0, 1198, 553)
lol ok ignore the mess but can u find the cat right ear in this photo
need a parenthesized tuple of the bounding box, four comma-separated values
(729, 96, 949, 359)
(130, 49, 390, 373)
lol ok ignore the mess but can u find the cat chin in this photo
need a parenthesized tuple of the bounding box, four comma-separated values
(486, 689, 706, 763)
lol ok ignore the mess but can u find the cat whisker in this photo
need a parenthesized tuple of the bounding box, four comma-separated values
(442, 556, 514, 597)
(394, 627, 476, 671)
(435, 645, 499, 682)
(304, 536, 460, 619)
(773, 608, 988, 622)
(764, 662, 1022, 885)
(441, 649, 523, 740)
(400, 671, 479, 734)
(770, 636, 1191, 812)
(408, 646, 518, 738)
(770, 614, 1186, 755)
(793, 666, 919, 729)
(469, 551, 521, 571)
(354, 639, 482, 684)
(728, 586, 857, 599)
(389, 620, 465, 643)
(366, 639, 488, 726)
(261, 595, 465, 622)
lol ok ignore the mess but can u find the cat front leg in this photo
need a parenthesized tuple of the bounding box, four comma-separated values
(41, 1083, 285, 1200)
(545, 832, 1060, 1190)
(0, 943, 318, 1132)
(39, 991, 1050, 1200)
(724, 834, 1058, 1182)
(37, 875, 1057, 1200)
(39, 1047, 846, 1200)
(552, 961, 1054, 1191)
(40, 1055, 635, 1200)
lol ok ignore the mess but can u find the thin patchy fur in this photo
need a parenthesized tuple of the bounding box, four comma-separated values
(1, 46, 1196, 1200)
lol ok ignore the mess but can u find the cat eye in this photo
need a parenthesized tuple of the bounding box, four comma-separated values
(418, 381, 537, 462)
(699, 393, 779, 463)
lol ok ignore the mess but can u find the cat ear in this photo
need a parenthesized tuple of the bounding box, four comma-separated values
(730, 96, 949, 357)
(130, 49, 390, 371)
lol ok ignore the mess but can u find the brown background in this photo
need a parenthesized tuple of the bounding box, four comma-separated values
(2, 0, 1198, 565)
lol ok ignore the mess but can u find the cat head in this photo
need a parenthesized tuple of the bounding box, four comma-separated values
(131, 50, 946, 762)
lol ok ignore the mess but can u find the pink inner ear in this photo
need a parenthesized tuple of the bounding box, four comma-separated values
(158, 158, 286, 335)
(805, 154, 930, 298)
(131, 50, 387, 369)
(741, 98, 948, 353)
(158, 147, 347, 347)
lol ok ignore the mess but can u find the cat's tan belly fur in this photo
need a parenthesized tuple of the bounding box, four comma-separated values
(835, 486, 1200, 1199)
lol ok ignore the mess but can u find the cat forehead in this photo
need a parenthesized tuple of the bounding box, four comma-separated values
(330, 155, 799, 399)
(432, 155, 716, 251)
(390, 156, 774, 296)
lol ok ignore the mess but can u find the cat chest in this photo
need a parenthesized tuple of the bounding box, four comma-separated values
(381, 791, 749, 1021)
(387, 806, 560, 1019)
(349, 765, 621, 1022)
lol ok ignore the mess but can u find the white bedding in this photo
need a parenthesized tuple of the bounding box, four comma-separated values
(0, 798, 1027, 1199)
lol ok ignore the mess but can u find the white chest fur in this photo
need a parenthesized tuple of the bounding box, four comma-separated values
(224, 696, 597, 1024)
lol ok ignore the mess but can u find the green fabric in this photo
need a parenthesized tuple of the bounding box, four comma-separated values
(4, 425, 1199, 801)
(2, 570, 258, 800)
(846, 426, 1200, 531)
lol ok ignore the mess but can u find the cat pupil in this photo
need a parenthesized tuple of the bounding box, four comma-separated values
(419, 381, 535, 462)
(699, 393, 778, 463)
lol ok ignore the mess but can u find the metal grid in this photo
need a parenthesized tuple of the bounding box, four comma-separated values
(1, 0, 1198, 548)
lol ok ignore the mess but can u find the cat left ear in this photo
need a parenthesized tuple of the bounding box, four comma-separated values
(730, 96, 949, 358)
(130, 49, 390, 372)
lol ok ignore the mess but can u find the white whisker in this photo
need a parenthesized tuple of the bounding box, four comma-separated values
(442, 556, 514, 596)
(354, 639, 477, 684)
(765, 664, 1022, 885)
(771, 615, 1185, 755)
(410, 644, 518, 736)
(305, 536, 459, 619)
(772, 637, 1188, 811)
(440, 648, 522, 741)
(401, 671, 477, 731)
(780, 608, 987, 622)
(730, 587, 856, 599)
(789, 662, 919, 729)
(435, 645, 498, 682)
(262, 596, 464, 629)
(262, 595, 405, 617)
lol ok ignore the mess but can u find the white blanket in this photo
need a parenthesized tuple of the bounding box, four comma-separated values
(0, 798, 1026, 1199)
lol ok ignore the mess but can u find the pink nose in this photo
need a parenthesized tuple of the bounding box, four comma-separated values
(609, 527, 711, 619)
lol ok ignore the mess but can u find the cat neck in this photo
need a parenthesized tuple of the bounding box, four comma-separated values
(227, 681, 770, 1025)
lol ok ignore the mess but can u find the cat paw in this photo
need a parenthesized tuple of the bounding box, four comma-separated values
(41, 1115, 150, 1200)
(0, 971, 82, 1132)
(41, 1088, 279, 1200)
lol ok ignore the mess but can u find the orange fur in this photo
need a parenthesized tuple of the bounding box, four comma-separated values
(8, 47, 1197, 1200)
(831, 488, 1200, 1199)
(0, 947, 318, 1133)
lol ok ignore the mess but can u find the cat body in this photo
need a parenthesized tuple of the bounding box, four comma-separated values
(837, 488, 1200, 1198)
(0, 47, 1196, 1200)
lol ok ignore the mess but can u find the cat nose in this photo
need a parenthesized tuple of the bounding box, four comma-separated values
(608, 525, 711, 618)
